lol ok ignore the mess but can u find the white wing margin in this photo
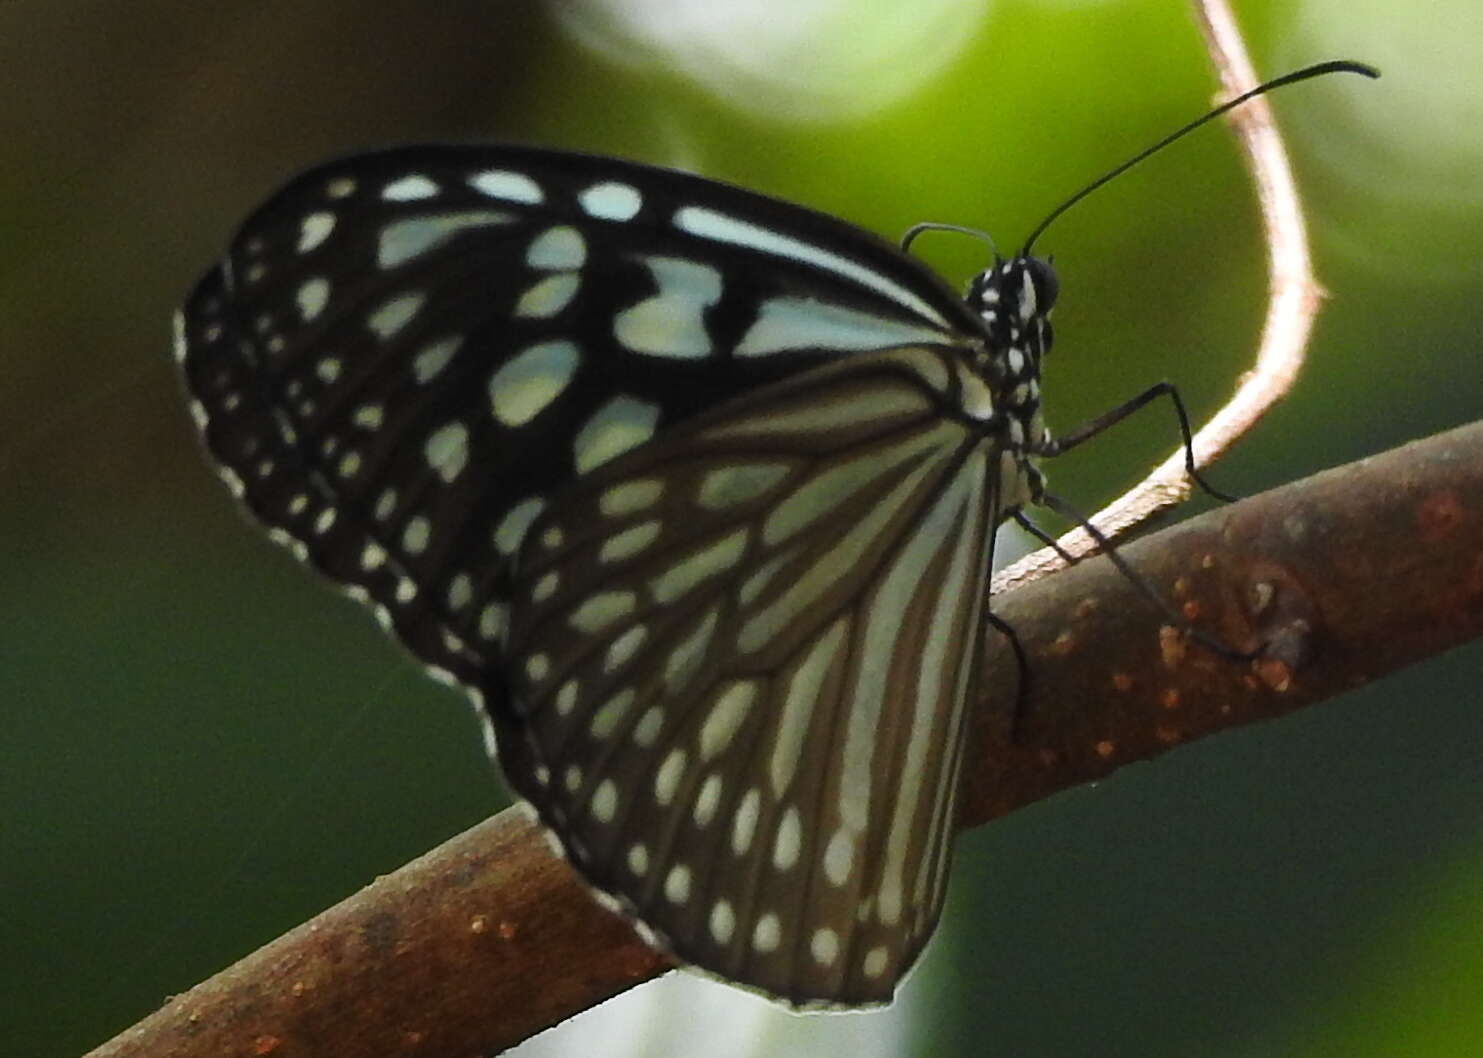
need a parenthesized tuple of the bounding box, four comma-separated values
(494, 346, 999, 1005)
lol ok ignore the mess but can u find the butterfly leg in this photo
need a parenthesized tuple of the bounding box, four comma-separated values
(985, 610, 1035, 743)
(1036, 381, 1235, 503)
(1011, 509, 1077, 565)
(1035, 490, 1253, 663)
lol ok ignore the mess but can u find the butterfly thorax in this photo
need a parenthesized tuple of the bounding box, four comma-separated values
(963, 254, 1056, 507)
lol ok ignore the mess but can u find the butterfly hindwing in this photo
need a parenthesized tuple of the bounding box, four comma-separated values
(493, 347, 1001, 1003)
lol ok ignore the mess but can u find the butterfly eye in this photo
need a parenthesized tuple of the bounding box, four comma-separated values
(1025, 255, 1059, 314)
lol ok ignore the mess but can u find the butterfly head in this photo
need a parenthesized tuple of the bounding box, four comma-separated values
(966, 254, 1057, 367)
(963, 254, 1056, 473)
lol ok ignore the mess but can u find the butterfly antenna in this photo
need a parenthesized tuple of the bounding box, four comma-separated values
(900, 221, 998, 258)
(1020, 59, 1379, 256)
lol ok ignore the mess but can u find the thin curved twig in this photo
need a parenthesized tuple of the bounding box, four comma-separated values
(995, 0, 1324, 593)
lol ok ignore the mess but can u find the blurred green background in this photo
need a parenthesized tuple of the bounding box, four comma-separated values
(4, 2, 1482, 1056)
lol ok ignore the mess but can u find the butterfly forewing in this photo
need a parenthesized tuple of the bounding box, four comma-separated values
(495, 348, 1001, 1003)
(177, 145, 982, 693)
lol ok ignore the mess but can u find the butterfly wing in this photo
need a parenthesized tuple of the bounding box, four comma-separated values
(175, 145, 1005, 1005)
(495, 346, 1002, 1004)
(176, 144, 983, 693)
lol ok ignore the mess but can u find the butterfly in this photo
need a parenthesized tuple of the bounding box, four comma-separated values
(174, 60, 1377, 1005)
(175, 142, 1060, 1005)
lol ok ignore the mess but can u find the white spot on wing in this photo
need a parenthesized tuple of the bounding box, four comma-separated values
(614, 256, 721, 359)
(568, 590, 637, 634)
(297, 277, 330, 321)
(513, 272, 580, 320)
(736, 297, 947, 358)
(424, 421, 469, 483)
(604, 625, 647, 673)
(382, 174, 439, 201)
(479, 602, 508, 642)
(700, 680, 755, 760)
(368, 292, 425, 339)
(556, 679, 580, 716)
(751, 912, 781, 953)
(824, 828, 854, 886)
(591, 779, 618, 823)
(402, 516, 431, 555)
(494, 497, 546, 556)
(709, 899, 735, 944)
(413, 336, 462, 383)
(632, 706, 663, 747)
(772, 806, 801, 871)
(468, 169, 543, 204)
(599, 520, 661, 565)
(589, 688, 635, 739)
(693, 774, 722, 827)
(579, 181, 642, 221)
(599, 478, 663, 517)
(171, 312, 188, 363)
(447, 573, 473, 612)
(526, 225, 586, 270)
(811, 928, 840, 967)
(377, 210, 512, 268)
(731, 787, 760, 855)
(654, 747, 686, 806)
(489, 340, 579, 427)
(297, 211, 336, 253)
(649, 529, 748, 605)
(697, 463, 790, 510)
(662, 604, 718, 691)
(663, 863, 691, 904)
(675, 204, 950, 327)
(573, 395, 659, 474)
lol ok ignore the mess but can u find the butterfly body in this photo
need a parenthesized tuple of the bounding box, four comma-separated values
(176, 144, 1058, 1005)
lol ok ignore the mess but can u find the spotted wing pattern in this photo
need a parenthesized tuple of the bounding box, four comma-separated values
(175, 145, 983, 694)
(494, 347, 1001, 1003)
(174, 144, 1048, 1007)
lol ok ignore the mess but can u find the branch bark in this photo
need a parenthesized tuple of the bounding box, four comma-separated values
(85, 419, 1483, 1058)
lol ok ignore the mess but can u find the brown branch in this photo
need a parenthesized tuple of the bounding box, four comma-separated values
(997, 0, 1325, 591)
(84, 420, 1483, 1058)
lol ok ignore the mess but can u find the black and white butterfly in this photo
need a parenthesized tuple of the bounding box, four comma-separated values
(175, 143, 1058, 1005)
(174, 62, 1370, 1009)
